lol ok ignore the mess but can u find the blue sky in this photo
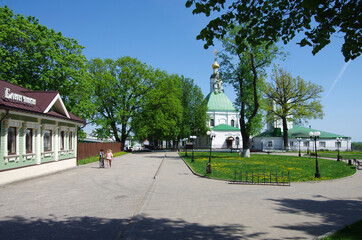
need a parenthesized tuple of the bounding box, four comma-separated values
(1, 0, 362, 142)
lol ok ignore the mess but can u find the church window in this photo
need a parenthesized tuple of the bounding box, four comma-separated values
(210, 119, 215, 127)
(335, 142, 341, 148)
(303, 141, 310, 147)
(231, 120, 235, 127)
(319, 142, 326, 148)
(289, 141, 294, 147)
(267, 141, 273, 147)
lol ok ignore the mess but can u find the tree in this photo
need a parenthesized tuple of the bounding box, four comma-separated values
(88, 57, 163, 147)
(0, 6, 90, 118)
(219, 26, 281, 157)
(186, 0, 361, 62)
(264, 66, 324, 149)
(179, 76, 209, 140)
(132, 73, 183, 148)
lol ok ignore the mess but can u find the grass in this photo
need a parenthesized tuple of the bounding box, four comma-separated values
(78, 151, 128, 165)
(181, 152, 356, 182)
(321, 219, 362, 240)
(315, 151, 362, 160)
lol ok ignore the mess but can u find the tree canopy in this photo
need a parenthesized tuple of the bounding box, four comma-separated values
(186, 0, 361, 62)
(264, 66, 324, 148)
(0, 5, 90, 118)
(219, 25, 281, 157)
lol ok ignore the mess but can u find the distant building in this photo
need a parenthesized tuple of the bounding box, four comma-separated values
(252, 125, 351, 152)
(0, 80, 85, 185)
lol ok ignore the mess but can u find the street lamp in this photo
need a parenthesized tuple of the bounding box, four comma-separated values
(306, 139, 310, 155)
(297, 138, 302, 157)
(206, 130, 216, 174)
(236, 137, 240, 153)
(190, 135, 197, 162)
(183, 138, 188, 157)
(309, 131, 321, 178)
(336, 137, 343, 161)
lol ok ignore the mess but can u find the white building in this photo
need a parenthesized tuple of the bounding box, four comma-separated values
(197, 55, 241, 149)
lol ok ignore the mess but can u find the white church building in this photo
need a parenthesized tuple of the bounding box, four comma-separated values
(197, 55, 241, 149)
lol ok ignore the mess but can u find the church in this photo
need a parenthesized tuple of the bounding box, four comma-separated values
(197, 53, 241, 149)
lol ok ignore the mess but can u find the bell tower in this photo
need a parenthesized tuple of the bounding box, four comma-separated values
(210, 50, 223, 93)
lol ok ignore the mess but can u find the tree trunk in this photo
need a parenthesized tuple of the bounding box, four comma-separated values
(282, 117, 289, 150)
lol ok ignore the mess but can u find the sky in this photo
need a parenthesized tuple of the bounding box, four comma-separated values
(1, 0, 362, 142)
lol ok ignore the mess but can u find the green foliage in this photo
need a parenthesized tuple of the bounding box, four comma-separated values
(322, 219, 362, 240)
(0, 5, 90, 119)
(186, 0, 361, 62)
(264, 66, 324, 148)
(179, 76, 209, 139)
(132, 73, 183, 145)
(181, 152, 356, 182)
(87, 57, 163, 145)
(352, 142, 362, 151)
(219, 25, 281, 155)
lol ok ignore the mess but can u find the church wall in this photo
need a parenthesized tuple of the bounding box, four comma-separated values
(208, 111, 240, 128)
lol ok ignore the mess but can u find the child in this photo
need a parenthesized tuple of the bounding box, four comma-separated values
(99, 149, 105, 168)
(105, 149, 113, 168)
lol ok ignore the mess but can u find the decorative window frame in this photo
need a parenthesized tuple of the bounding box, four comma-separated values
(42, 124, 57, 158)
(23, 122, 37, 161)
(4, 119, 23, 164)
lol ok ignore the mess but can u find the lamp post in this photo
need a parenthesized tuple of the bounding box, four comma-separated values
(206, 130, 216, 174)
(190, 135, 197, 162)
(306, 139, 310, 155)
(309, 131, 321, 178)
(297, 138, 302, 157)
(336, 137, 343, 161)
(236, 137, 240, 153)
(183, 138, 188, 157)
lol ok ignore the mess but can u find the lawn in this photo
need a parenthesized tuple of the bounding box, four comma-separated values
(315, 151, 362, 160)
(322, 219, 362, 240)
(181, 152, 356, 182)
(78, 151, 128, 165)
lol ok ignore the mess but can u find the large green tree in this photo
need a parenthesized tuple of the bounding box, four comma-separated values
(179, 76, 209, 140)
(219, 26, 281, 157)
(131, 73, 183, 148)
(88, 57, 164, 147)
(264, 66, 324, 149)
(186, 0, 361, 62)
(0, 6, 90, 118)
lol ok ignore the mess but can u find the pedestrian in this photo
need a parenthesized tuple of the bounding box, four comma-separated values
(99, 149, 105, 168)
(105, 149, 113, 168)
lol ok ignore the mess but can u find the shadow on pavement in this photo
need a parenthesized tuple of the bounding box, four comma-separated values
(0, 214, 264, 240)
(123, 215, 264, 240)
(268, 196, 362, 236)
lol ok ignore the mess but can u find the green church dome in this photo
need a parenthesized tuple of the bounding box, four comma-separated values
(205, 92, 236, 111)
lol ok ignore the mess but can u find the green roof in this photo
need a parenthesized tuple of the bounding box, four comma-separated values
(256, 126, 350, 139)
(212, 124, 240, 131)
(205, 92, 236, 112)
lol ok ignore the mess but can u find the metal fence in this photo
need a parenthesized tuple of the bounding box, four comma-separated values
(229, 170, 290, 186)
(77, 142, 123, 161)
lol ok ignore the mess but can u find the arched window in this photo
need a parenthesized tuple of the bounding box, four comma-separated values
(231, 119, 235, 127)
(210, 119, 215, 127)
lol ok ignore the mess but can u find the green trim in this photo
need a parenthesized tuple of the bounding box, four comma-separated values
(212, 124, 240, 131)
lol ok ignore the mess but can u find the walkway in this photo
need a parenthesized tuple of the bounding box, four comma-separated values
(1, 151, 361, 239)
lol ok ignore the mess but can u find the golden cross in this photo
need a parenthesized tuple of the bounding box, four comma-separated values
(213, 49, 218, 61)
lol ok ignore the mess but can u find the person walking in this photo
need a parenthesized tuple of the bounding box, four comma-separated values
(105, 149, 113, 168)
(99, 149, 105, 168)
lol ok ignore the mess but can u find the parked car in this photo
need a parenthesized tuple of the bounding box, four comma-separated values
(132, 144, 143, 151)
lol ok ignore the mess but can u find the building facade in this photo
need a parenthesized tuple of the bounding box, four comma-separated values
(197, 55, 241, 149)
(0, 80, 85, 185)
